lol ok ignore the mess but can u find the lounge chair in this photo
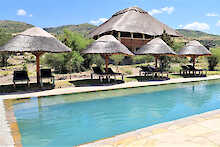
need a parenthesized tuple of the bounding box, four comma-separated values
(180, 65, 190, 76)
(40, 69, 55, 86)
(91, 67, 110, 82)
(13, 70, 30, 87)
(105, 68, 124, 81)
(186, 65, 207, 77)
(138, 66, 169, 80)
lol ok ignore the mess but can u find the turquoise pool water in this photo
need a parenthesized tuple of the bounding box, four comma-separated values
(12, 80, 220, 147)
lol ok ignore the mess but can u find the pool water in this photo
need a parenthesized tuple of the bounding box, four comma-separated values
(12, 80, 220, 147)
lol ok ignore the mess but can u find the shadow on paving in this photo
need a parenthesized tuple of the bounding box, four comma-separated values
(127, 76, 169, 82)
(69, 78, 124, 87)
(0, 83, 54, 95)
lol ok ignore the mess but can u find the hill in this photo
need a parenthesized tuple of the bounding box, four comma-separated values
(44, 23, 96, 36)
(0, 20, 33, 33)
(1, 20, 220, 47)
(176, 29, 220, 47)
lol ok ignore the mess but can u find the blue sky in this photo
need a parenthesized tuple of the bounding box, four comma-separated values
(1, 0, 220, 34)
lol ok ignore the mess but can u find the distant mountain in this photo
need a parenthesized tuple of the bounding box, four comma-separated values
(176, 29, 220, 47)
(176, 29, 220, 39)
(44, 23, 96, 36)
(0, 20, 33, 33)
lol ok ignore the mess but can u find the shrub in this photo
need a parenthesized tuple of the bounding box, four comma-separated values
(207, 56, 219, 71)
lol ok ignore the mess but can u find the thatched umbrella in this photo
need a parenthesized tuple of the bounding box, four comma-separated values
(178, 40, 211, 67)
(0, 27, 71, 84)
(82, 35, 134, 71)
(90, 7, 181, 51)
(135, 38, 176, 68)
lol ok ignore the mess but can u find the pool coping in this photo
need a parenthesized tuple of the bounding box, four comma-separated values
(1, 75, 220, 147)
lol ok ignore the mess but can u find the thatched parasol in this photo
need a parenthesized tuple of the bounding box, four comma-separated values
(90, 7, 181, 51)
(135, 38, 176, 68)
(178, 40, 211, 67)
(0, 27, 71, 84)
(82, 35, 134, 71)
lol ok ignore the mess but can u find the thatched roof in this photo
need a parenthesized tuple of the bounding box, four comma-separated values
(90, 7, 181, 38)
(0, 27, 71, 53)
(178, 40, 211, 56)
(82, 35, 134, 55)
(135, 38, 176, 55)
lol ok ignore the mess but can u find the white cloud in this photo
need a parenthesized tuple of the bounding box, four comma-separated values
(90, 18, 108, 25)
(17, 9, 27, 16)
(206, 13, 219, 17)
(216, 20, 220, 27)
(29, 14, 33, 17)
(149, 6, 174, 16)
(183, 22, 210, 31)
(178, 24, 183, 28)
(149, 9, 162, 15)
(161, 7, 174, 14)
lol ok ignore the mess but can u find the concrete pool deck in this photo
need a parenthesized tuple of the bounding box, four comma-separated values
(1, 75, 220, 147)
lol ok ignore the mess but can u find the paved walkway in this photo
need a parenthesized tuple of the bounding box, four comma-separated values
(1, 75, 220, 147)
(1, 75, 220, 100)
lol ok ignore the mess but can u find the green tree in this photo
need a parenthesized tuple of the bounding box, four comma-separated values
(159, 30, 174, 70)
(43, 29, 96, 73)
(0, 29, 12, 67)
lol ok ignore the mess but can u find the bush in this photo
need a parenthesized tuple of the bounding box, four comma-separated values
(132, 55, 153, 64)
(110, 54, 124, 65)
(207, 56, 219, 71)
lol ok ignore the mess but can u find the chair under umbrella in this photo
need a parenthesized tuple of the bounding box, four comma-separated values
(82, 35, 134, 72)
(135, 38, 176, 68)
(178, 40, 211, 67)
(0, 27, 71, 84)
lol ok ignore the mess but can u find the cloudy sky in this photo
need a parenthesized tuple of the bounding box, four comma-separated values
(1, 0, 220, 34)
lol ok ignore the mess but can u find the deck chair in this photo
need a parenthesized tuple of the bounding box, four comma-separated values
(91, 67, 110, 82)
(180, 65, 190, 76)
(187, 65, 207, 77)
(105, 68, 124, 81)
(40, 69, 55, 86)
(13, 70, 30, 87)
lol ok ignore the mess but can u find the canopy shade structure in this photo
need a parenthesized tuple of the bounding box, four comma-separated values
(0, 27, 72, 84)
(82, 35, 134, 71)
(178, 40, 211, 67)
(89, 7, 182, 51)
(135, 38, 176, 68)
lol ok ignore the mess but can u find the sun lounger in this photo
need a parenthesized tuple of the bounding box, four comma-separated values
(40, 69, 55, 86)
(180, 65, 190, 76)
(13, 70, 30, 87)
(186, 65, 207, 77)
(105, 68, 124, 81)
(138, 66, 169, 80)
(91, 67, 110, 82)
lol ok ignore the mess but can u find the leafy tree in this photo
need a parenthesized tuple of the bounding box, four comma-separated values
(159, 31, 174, 70)
(43, 29, 99, 73)
(0, 29, 12, 67)
(110, 54, 124, 65)
(207, 56, 219, 71)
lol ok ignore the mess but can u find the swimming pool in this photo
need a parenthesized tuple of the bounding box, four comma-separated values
(8, 80, 220, 147)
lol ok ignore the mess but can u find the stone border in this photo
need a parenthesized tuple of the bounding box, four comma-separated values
(0, 99, 15, 147)
(3, 99, 23, 147)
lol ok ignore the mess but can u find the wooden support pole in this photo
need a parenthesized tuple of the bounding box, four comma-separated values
(105, 55, 109, 72)
(192, 56, 196, 68)
(33, 52, 44, 85)
(155, 56, 158, 68)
